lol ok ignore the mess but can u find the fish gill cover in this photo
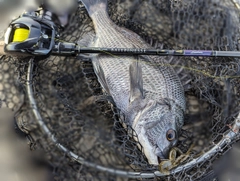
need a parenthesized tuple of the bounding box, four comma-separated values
(0, 0, 240, 180)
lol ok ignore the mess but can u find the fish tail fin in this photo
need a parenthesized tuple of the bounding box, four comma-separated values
(81, 0, 107, 15)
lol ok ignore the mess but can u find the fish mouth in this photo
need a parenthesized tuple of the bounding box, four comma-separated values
(155, 150, 168, 163)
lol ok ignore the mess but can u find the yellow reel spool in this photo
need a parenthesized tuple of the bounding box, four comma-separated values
(12, 28, 30, 42)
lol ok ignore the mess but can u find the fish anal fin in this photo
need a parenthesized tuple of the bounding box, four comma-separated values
(129, 61, 144, 103)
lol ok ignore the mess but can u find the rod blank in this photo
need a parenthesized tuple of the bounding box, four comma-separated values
(76, 46, 240, 58)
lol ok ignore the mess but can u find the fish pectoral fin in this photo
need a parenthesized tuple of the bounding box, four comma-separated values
(129, 60, 144, 103)
(158, 98, 172, 110)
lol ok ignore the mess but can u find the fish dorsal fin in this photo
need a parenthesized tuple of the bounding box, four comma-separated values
(129, 60, 144, 103)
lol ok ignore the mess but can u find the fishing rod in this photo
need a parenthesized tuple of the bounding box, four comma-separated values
(3, 36, 240, 58)
(2, 9, 240, 58)
(51, 42, 240, 57)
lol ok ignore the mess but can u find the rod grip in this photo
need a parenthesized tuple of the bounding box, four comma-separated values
(52, 42, 76, 56)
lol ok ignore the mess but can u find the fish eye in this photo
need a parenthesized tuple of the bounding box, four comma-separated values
(166, 129, 176, 141)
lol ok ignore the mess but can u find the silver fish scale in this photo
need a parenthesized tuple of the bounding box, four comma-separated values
(91, 11, 185, 126)
(141, 55, 185, 110)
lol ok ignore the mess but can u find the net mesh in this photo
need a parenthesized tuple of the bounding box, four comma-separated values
(1, 0, 240, 180)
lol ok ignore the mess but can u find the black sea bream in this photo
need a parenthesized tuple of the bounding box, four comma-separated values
(81, 0, 186, 165)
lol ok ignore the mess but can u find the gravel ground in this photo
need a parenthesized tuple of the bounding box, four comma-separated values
(0, 108, 52, 181)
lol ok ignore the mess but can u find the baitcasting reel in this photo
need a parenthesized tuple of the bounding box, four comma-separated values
(4, 8, 59, 58)
(3, 7, 90, 58)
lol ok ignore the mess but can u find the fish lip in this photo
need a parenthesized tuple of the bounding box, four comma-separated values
(155, 150, 167, 163)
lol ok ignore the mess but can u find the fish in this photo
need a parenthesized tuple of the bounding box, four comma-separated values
(81, 0, 186, 165)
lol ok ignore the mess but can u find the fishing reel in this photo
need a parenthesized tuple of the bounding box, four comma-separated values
(4, 8, 60, 58)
